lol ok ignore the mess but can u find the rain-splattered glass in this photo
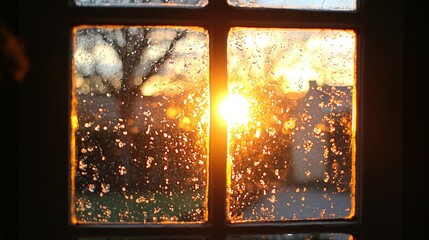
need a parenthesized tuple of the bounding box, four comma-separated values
(228, 0, 356, 11)
(226, 28, 356, 223)
(74, 0, 208, 7)
(71, 26, 209, 224)
(227, 233, 354, 240)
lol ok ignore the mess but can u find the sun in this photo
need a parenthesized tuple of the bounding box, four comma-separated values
(219, 93, 250, 126)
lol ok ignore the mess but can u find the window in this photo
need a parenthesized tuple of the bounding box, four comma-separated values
(16, 0, 405, 239)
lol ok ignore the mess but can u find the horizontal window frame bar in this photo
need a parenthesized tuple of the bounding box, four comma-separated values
(67, 6, 364, 27)
(69, 220, 361, 238)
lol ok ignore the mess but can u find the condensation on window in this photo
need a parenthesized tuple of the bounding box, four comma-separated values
(227, 233, 354, 240)
(70, 25, 209, 224)
(228, 0, 356, 11)
(75, 0, 208, 7)
(226, 28, 356, 223)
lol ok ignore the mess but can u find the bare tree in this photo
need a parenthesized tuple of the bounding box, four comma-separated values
(73, 26, 209, 198)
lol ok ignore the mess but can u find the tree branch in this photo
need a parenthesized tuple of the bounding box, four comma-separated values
(141, 29, 187, 81)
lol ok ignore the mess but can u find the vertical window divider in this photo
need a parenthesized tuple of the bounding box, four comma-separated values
(208, 1, 229, 237)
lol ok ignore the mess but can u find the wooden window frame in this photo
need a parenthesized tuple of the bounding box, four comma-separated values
(12, 0, 409, 239)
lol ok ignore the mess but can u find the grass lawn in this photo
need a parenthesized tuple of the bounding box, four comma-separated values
(73, 189, 206, 223)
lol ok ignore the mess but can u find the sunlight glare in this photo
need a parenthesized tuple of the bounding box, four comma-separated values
(220, 94, 250, 126)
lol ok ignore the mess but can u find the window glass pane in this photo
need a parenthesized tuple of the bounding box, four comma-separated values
(228, 0, 356, 11)
(227, 233, 354, 240)
(71, 25, 209, 224)
(226, 28, 356, 223)
(74, 0, 208, 7)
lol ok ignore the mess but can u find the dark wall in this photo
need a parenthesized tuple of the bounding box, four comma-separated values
(0, 0, 22, 239)
(403, 1, 428, 239)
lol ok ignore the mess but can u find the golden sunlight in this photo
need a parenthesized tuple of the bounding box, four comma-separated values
(220, 94, 250, 126)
